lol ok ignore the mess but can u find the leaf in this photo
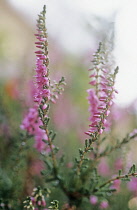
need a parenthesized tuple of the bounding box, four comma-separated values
(118, 169, 122, 176)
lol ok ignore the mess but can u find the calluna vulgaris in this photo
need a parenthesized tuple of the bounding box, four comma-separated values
(1, 5, 137, 210)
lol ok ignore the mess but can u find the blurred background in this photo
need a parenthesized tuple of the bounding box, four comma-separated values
(1, 0, 137, 105)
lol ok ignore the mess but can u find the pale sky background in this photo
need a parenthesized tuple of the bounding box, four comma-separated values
(8, 0, 137, 106)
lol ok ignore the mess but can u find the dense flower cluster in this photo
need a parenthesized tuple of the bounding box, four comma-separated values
(20, 6, 50, 152)
(34, 25, 50, 104)
(85, 43, 118, 136)
(20, 107, 49, 152)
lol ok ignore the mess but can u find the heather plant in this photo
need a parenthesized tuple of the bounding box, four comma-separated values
(1, 5, 137, 210)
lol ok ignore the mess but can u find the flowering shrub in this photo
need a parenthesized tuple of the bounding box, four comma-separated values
(1, 5, 137, 210)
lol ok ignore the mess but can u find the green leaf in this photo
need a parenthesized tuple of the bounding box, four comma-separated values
(118, 169, 122, 176)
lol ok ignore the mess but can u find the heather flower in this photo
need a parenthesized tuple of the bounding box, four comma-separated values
(20, 6, 51, 152)
(90, 195, 98, 205)
(34, 8, 50, 105)
(85, 42, 118, 137)
(20, 107, 49, 152)
(99, 200, 109, 209)
(21, 6, 66, 153)
(30, 187, 47, 209)
(87, 89, 99, 123)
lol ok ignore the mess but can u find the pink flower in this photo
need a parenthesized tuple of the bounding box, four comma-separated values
(87, 89, 99, 123)
(90, 195, 98, 205)
(99, 200, 109, 209)
(20, 107, 49, 152)
(89, 80, 96, 86)
(20, 7, 51, 153)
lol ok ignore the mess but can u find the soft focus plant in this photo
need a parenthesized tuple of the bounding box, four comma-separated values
(1, 5, 137, 210)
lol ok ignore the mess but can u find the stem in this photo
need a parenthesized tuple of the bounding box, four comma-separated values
(46, 128, 57, 174)
(96, 133, 137, 160)
(77, 146, 91, 175)
(94, 172, 137, 192)
(40, 112, 57, 175)
(12, 132, 29, 172)
(76, 134, 100, 174)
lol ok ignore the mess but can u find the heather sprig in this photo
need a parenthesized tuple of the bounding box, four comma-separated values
(85, 42, 118, 137)
(20, 5, 51, 152)
(94, 164, 137, 193)
(20, 5, 65, 154)
(97, 131, 137, 159)
(34, 5, 50, 105)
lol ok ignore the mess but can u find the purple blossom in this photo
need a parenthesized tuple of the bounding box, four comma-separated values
(20, 107, 49, 152)
(87, 89, 99, 123)
(20, 8, 51, 152)
(85, 44, 118, 137)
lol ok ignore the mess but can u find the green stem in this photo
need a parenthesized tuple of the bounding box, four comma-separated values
(94, 172, 137, 192)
